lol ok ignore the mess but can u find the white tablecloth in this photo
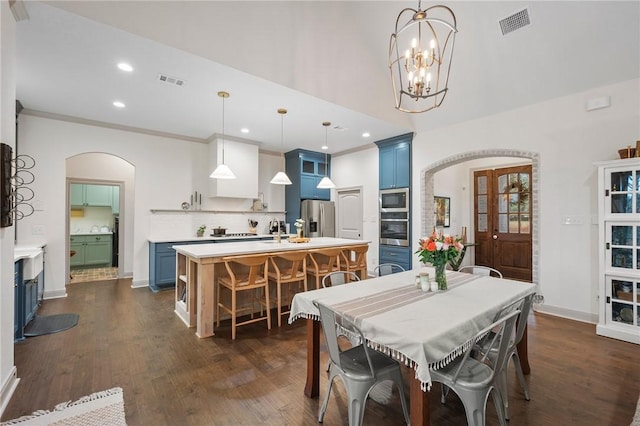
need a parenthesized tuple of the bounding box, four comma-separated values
(289, 268, 536, 390)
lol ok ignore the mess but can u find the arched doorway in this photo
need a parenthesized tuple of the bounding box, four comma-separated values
(420, 149, 539, 285)
(66, 153, 135, 284)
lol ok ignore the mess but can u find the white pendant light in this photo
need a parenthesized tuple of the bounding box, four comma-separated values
(210, 91, 236, 179)
(317, 121, 336, 189)
(270, 108, 292, 185)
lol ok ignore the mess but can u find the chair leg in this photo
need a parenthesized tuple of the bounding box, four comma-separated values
(277, 281, 282, 328)
(231, 288, 237, 340)
(512, 351, 530, 400)
(264, 284, 271, 330)
(319, 372, 337, 423)
(391, 370, 410, 425)
(216, 283, 221, 327)
(456, 387, 490, 426)
(491, 387, 508, 426)
(346, 380, 372, 426)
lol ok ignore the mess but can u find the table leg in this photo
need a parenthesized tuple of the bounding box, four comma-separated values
(410, 375, 430, 426)
(517, 324, 531, 374)
(304, 319, 320, 398)
(196, 263, 215, 338)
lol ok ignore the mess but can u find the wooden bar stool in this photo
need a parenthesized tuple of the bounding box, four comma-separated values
(217, 254, 271, 340)
(341, 244, 369, 280)
(268, 251, 308, 327)
(307, 247, 342, 290)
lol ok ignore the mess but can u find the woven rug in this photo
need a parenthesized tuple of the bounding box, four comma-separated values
(24, 314, 79, 337)
(1, 387, 126, 425)
(632, 394, 640, 426)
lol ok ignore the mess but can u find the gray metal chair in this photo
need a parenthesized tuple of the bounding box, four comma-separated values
(373, 263, 406, 276)
(459, 265, 503, 278)
(314, 301, 410, 426)
(476, 293, 534, 421)
(321, 270, 360, 288)
(431, 309, 520, 426)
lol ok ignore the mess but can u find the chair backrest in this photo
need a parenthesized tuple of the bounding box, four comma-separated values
(222, 254, 270, 286)
(341, 244, 368, 265)
(513, 293, 534, 345)
(314, 301, 374, 377)
(451, 309, 520, 385)
(458, 265, 503, 278)
(322, 271, 360, 288)
(374, 263, 406, 276)
(308, 247, 343, 272)
(270, 251, 307, 279)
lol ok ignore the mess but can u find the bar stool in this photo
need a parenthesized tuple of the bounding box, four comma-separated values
(307, 247, 343, 289)
(217, 254, 271, 340)
(268, 251, 308, 327)
(341, 244, 369, 280)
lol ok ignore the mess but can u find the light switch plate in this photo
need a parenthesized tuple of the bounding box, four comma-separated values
(562, 216, 583, 225)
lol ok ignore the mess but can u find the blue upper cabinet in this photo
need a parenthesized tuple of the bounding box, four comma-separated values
(376, 134, 412, 189)
(285, 149, 331, 225)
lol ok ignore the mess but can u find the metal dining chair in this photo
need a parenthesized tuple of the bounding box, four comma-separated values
(321, 270, 360, 288)
(459, 265, 503, 278)
(314, 301, 410, 426)
(373, 263, 406, 276)
(432, 309, 520, 426)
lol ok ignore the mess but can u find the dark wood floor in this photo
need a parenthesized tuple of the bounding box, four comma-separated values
(2, 278, 639, 425)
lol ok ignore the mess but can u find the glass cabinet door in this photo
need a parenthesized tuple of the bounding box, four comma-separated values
(607, 168, 640, 215)
(606, 276, 639, 327)
(606, 224, 640, 270)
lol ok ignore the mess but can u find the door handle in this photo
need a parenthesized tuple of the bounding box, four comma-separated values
(492, 234, 498, 240)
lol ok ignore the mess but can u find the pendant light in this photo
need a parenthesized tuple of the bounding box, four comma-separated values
(316, 121, 336, 189)
(270, 108, 292, 185)
(210, 91, 236, 179)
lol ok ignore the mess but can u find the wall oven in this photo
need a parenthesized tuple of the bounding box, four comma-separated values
(380, 188, 409, 247)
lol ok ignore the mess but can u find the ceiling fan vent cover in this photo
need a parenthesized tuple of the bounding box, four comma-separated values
(157, 73, 185, 87)
(499, 8, 531, 35)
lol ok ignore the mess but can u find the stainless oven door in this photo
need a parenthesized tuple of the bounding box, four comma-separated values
(380, 219, 409, 246)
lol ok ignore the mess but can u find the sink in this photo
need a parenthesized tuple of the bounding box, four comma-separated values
(15, 249, 44, 280)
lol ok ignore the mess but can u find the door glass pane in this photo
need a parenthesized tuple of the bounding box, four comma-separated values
(636, 193, 640, 214)
(520, 214, 530, 233)
(498, 194, 507, 213)
(636, 170, 640, 191)
(612, 279, 633, 301)
(612, 225, 633, 245)
(508, 173, 518, 190)
(498, 214, 508, 233)
(636, 282, 640, 304)
(302, 160, 315, 174)
(498, 174, 507, 194)
(612, 194, 632, 213)
(612, 302, 633, 325)
(477, 213, 487, 232)
(509, 194, 519, 213)
(612, 247, 633, 268)
(520, 173, 530, 189)
(611, 171, 632, 192)
(509, 214, 519, 233)
(477, 195, 488, 213)
(477, 176, 487, 194)
(317, 161, 327, 175)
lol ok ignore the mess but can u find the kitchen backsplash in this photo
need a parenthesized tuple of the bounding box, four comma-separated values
(70, 206, 115, 233)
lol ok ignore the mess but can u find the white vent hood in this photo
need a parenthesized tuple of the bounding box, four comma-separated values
(209, 137, 259, 199)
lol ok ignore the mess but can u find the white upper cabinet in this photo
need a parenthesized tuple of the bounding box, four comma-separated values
(208, 138, 259, 199)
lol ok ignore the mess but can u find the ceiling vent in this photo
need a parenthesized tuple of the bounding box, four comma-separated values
(157, 73, 185, 87)
(499, 8, 531, 36)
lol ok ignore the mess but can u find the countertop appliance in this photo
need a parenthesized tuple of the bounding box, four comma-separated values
(300, 200, 335, 238)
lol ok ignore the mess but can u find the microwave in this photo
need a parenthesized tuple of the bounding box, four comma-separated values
(380, 188, 409, 211)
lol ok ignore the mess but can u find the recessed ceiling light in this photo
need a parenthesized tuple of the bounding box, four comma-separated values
(113, 101, 125, 108)
(362, 132, 371, 138)
(321, 145, 328, 150)
(241, 128, 250, 134)
(117, 62, 133, 72)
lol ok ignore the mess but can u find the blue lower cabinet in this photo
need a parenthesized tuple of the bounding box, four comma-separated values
(14, 260, 23, 341)
(379, 245, 412, 272)
(24, 275, 40, 325)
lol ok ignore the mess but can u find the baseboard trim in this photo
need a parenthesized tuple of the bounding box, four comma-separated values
(131, 280, 148, 289)
(0, 367, 20, 417)
(43, 289, 67, 300)
(534, 304, 598, 324)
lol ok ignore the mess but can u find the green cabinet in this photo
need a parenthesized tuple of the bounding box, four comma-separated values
(376, 134, 412, 189)
(112, 185, 120, 214)
(70, 234, 112, 269)
(285, 149, 331, 226)
(70, 184, 113, 207)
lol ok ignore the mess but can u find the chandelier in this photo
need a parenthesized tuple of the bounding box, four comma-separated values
(389, 2, 457, 113)
(210, 91, 236, 179)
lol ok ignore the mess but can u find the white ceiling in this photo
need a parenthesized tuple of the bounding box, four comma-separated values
(15, 1, 640, 155)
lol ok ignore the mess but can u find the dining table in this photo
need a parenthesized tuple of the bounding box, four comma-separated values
(288, 268, 536, 426)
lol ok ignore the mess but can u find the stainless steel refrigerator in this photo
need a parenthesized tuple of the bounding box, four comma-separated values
(300, 200, 335, 238)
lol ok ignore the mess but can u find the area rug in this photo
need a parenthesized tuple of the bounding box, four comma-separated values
(632, 393, 640, 426)
(1, 387, 125, 425)
(24, 314, 79, 337)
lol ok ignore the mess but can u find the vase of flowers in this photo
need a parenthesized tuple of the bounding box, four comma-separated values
(196, 224, 206, 237)
(294, 219, 305, 238)
(416, 230, 463, 290)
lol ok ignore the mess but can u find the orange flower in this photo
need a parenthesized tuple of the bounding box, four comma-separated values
(426, 240, 437, 251)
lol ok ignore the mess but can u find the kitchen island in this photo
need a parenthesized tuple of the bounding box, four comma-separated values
(173, 237, 369, 338)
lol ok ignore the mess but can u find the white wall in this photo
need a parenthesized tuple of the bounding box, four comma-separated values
(413, 78, 639, 322)
(16, 115, 285, 295)
(0, 1, 18, 414)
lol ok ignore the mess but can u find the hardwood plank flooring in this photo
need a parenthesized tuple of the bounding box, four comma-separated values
(2, 278, 639, 425)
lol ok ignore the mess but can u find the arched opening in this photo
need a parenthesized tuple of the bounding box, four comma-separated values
(66, 153, 135, 284)
(420, 149, 539, 284)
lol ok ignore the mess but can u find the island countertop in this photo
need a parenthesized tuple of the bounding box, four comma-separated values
(173, 237, 369, 259)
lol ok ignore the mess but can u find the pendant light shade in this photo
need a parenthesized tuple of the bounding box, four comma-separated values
(210, 91, 236, 179)
(271, 108, 292, 185)
(316, 121, 336, 189)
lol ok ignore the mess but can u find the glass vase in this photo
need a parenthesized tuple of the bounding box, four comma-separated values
(297, 228, 303, 239)
(434, 262, 447, 291)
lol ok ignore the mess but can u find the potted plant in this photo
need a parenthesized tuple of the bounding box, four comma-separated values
(294, 219, 305, 238)
(197, 225, 206, 237)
